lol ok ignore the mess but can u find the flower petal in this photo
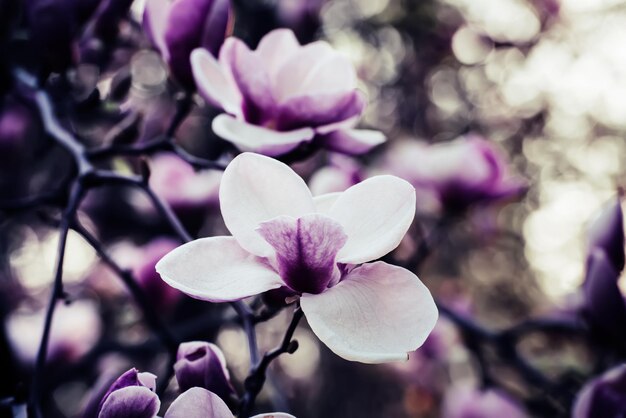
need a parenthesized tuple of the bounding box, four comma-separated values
(275, 42, 356, 101)
(276, 90, 365, 131)
(301, 261, 438, 363)
(257, 214, 347, 294)
(143, 0, 172, 60)
(330, 175, 416, 264)
(250, 414, 297, 418)
(191, 48, 242, 117)
(219, 152, 316, 256)
(99, 386, 160, 418)
(212, 114, 314, 157)
(164, 388, 233, 418)
(219, 37, 275, 123)
(255, 28, 301, 80)
(321, 128, 386, 155)
(155, 236, 283, 302)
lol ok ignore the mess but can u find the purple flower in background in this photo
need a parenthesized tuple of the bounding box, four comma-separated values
(134, 238, 184, 310)
(581, 198, 626, 343)
(174, 341, 236, 403)
(441, 385, 529, 418)
(378, 136, 526, 212)
(157, 152, 438, 363)
(190, 29, 385, 156)
(143, 0, 232, 88)
(165, 387, 296, 418)
(148, 153, 222, 211)
(98, 368, 160, 418)
(572, 364, 626, 418)
(586, 196, 624, 271)
(308, 154, 362, 196)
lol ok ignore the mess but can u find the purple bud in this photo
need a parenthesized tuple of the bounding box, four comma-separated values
(144, 0, 232, 88)
(582, 249, 626, 342)
(134, 238, 183, 311)
(174, 342, 236, 403)
(573, 364, 626, 418)
(98, 369, 160, 418)
(587, 197, 624, 272)
(442, 385, 528, 418)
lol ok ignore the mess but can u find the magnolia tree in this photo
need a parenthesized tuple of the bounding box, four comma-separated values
(0, 0, 624, 417)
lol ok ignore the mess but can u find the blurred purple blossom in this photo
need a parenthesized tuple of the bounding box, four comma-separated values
(148, 153, 222, 211)
(573, 364, 626, 418)
(308, 154, 362, 196)
(377, 135, 527, 213)
(143, 0, 232, 88)
(190, 28, 385, 156)
(157, 152, 437, 363)
(586, 197, 624, 272)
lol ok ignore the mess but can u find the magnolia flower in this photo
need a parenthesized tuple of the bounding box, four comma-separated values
(586, 196, 624, 271)
(190, 29, 386, 156)
(573, 364, 626, 418)
(157, 152, 438, 363)
(581, 197, 626, 343)
(174, 341, 236, 403)
(377, 136, 526, 212)
(98, 370, 294, 418)
(143, 0, 231, 88)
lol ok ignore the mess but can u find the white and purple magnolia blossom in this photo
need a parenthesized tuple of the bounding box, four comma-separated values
(143, 0, 231, 88)
(190, 28, 386, 156)
(156, 152, 438, 363)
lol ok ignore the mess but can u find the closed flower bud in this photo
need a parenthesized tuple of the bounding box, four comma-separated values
(174, 342, 236, 403)
(573, 364, 626, 418)
(98, 369, 160, 418)
(582, 249, 626, 343)
(587, 197, 625, 272)
(144, 0, 232, 88)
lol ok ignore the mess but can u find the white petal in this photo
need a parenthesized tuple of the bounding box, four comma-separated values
(164, 387, 234, 418)
(313, 193, 341, 213)
(329, 175, 416, 264)
(155, 236, 283, 302)
(143, 0, 172, 60)
(301, 262, 438, 364)
(219, 153, 316, 257)
(322, 129, 386, 155)
(255, 28, 301, 79)
(191, 48, 242, 117)
(212, 114, 314, 157)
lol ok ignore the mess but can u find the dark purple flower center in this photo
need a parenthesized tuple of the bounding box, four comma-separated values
(257, 213, 347, 294)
